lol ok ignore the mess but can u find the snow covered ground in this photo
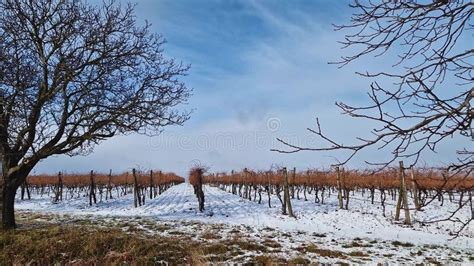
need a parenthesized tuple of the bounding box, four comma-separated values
(16, 183, 473, 263)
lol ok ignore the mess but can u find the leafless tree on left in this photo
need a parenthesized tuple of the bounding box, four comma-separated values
(0, 0, 191, 229)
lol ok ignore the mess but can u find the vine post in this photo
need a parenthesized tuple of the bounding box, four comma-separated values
(336, 167, 343, 209)
(283, 167, 295, 218)
(395, 162, 411, 225)
(410, 167, 421, 211)
(89, 170, 96, 206)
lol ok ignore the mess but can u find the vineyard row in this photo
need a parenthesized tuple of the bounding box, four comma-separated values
(200, 164, 474, 224)
(19, 170, 185, 208)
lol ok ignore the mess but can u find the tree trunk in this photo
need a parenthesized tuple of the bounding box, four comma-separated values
(1, 162, 32, 230)
(1, 183, 17, 229)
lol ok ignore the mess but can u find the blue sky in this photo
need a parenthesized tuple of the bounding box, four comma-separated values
(34, 0, 468, 176)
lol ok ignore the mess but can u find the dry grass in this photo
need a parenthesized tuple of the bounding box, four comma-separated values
(188, 249, 209, 265)
(226, 238, 268, 253)
(1, 214, 299, 265)
(348, 251, 370, 257)
(297, 244, 347, 259)
(253, 255, 277, 265)
(201, 230, 222, 240)
(263, 238, 282, 249)
(0, 224, 192, 264)
(342, 241, 373, 248)
(288, 256, 311, 265)
(6, 213, 455, 265)
(201, 243, 228, 255)
(392, 241, 415, 247)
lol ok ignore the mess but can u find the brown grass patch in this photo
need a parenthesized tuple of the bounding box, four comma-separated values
(263, 238, 282, 249)
(0, 224, 192, 264)
(392, 241, 415, 247)
(201, 243, 228, 255)
(289, 256, 310, 265)
(297, 244, 347, 259)
(342, 241, 373, 248)
(201, 231, 222, 240)
(348, 251, 369, 257)
(253, 255, 277, 265)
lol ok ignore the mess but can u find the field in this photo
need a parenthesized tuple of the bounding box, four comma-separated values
(12, 168, 474, 264)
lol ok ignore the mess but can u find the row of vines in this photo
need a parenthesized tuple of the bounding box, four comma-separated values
(19, 170, 185, 207)
(202, 163, 473, 227)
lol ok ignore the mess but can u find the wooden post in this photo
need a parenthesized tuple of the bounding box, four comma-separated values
(55, 171, 63, 202)
(283, 167, 295, 218)
(23, 179, 31, 200)
(469, 191, 473, 220)
(291, 167, 296, 199)
(244, 168, 250, 200)
(342, 168, 349, 210)
(149, 170, 154, 200)
(336, 167, 343, 209)
(410, 167, 421, 211)
(133, 168, 139, 207)
(304, 170, 310, 201)
(26, 180, 31, 200)
(380, 189, 386, 217)
(265, 185, 272, 208)
(158, 171, 162, 195)
(198, 171, 204, 212)
(395, 176, 402, 220)
(21, 178, 31, 200)
(395, 161, 411, 225)
(89, 170, 96, 206)
(53, 172, 59, 202)
(231, 170, 236, 194)
(277, 184, 286, 214)
(280, 170, 287, 215)
(107, 169, 113, 200)
(191, 168, 205, 212)
(59, 171, 63, 201)
(153, 171, 158, 197)
(401, 163, 412, 225)
(20, 182, 25, 200)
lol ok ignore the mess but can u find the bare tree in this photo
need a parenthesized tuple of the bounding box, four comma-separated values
(274, 1, 473, 230)
(0, 0, 191, 229)
(276, 0, 472, 171)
